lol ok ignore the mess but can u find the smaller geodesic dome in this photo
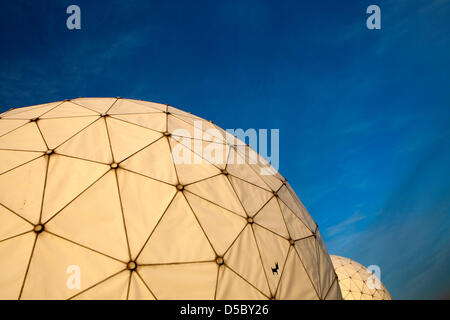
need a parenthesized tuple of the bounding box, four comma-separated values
(330, 255, 391, 300)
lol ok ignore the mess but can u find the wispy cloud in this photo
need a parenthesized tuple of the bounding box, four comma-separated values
(326, 211, 366, 237)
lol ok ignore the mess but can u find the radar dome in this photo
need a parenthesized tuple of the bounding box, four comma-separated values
(331, 255, 391, 300)
(0, 98, 340, 300)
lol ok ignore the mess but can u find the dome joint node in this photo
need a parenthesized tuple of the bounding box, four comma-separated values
(176, 184, 184, 191)
(247, 217, 254, 224)
(163, 131, 171, 137)
(46, 149, 54, 156)
(30, 117, 39, 122)
(34, 224, 44, 234)
(221, 169, 228, 176)
(64, 99, 71, 102)
(289, 239, 295, 246)
(215, 257, 224, 265)
(127, 261, 137, 271)
(272, 191, 278, 197)
(110, 162, 119, 169)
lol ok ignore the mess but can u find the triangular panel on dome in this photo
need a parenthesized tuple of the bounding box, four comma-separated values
(294, 236, 321, 297)
(342, 291, 351, 299)
(185, 174, 246, 217)
(137, 192, 215, 264)
(228, 176, 273, 217)
(348, 290, 362, 300)
(128, 272, 155, 300)
(0, 156, 47, 224)
(106, 117, 162, 163)
(0, 232, 36, 300)
(2, 102, 62, 120)
(252, 224, 290, 296)
(280, 181, 317, 231)
(71, 98, 117, 114)
(0, 122, 47, 152)
(167, 105, 202, 119)
(317, 243, 338, 299)
(216, 265, 268, 300)
(315, 229, 331, 259)
(39, 102, 99, 119)
(226, 149, 271, 191)
(372, 288, 384, 300)
(138, 262, 217, 300)
(111, 113, 166, 133)
(171, 113, 226, 143)
(348, 277, 365, 294)
(45, 170, 130, 262)
(20, 232, 125, 300)
(279, 199, 314, 240)
(352, 266, 367, 281)
(277, 185, 316, 233)
(38, 116, 99, 150)
(346, 264, 361, 279)
(169, 137, 221, 185)
(184, 192, 247, 256)
(120, 137, 177, 185)
(108, 99, 164, 115)
(234, 145, 284, 191)
(0, 150, 43, 175)
(361, 280, 374, 296)
(331, 256, 344, 268)
(0, 205, 33, 242)
(338, 277, 351, 292)
(323, 277, 341, 300)
(211, 125, 247, 147)
(171, 135, 230, 170)
(117, 169, 177, 259)
(338, 264, 354, 279)
(253, 197, 289, 239)
(275, 247, 318, 300)
(71, 270, 129, 300)
(41, 154, 110, 223)
(223, 225, 270, 296)
(126, 99, 167, 112)
(361, 293, 374, 300)
(56, 118, 113, 164)
(383, 288, 392, 300)
(0, 119, 29, 137)
(168, 115, 220, 143)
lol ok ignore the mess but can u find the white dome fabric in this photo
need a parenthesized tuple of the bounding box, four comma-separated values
(0, 98, 341, 300)
(330, 255, 391, 300)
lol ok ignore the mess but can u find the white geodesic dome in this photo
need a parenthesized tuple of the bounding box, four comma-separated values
(0, 98, 341, 300)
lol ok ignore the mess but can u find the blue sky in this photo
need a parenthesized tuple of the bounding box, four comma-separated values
(0, 0, 449, 299)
